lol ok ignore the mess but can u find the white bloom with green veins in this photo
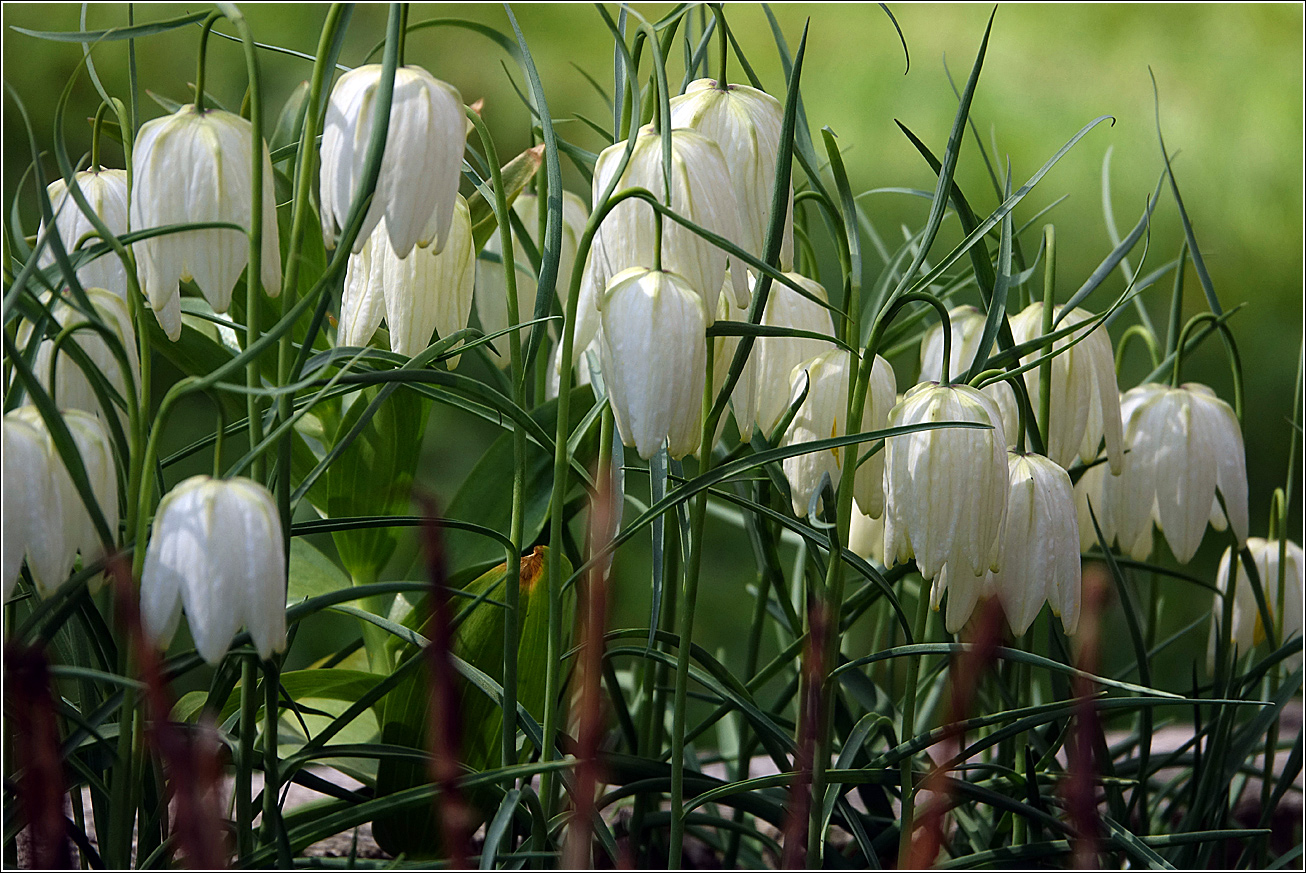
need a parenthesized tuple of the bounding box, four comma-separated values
(130, 106, 282, 341)
(918, 305, 1019, 448)
(141, 475, 287, 664)
(38, 169, 130, 301)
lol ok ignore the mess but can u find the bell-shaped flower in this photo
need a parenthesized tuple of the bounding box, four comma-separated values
(577, 126, 749, 354)
(1209, 537, 1304, 666)
(883, 382, 1009, 592)
(743, 272, 837, 438)
(985, 452, 1081, 636)
(131, 106, 282, 341)
(38, 169, 130, 300)
(3, 407, 117, 597)
(320, 64, 466, 258)
(21, 288, 139, 427)
(140, 475, 286, 664)
(476, 190, 589, 365)
(669, 79, 793, 268)
(1008, 303, 1123, 473)
(781, 350, 896, 518)
(1104, 382, 1248, 563)
(919, 305, 1020, 446)
(339, 196, 475, 363)
(599, 267, 707, 459)
(849, 504, 886, 566)
(546, 335, 597, 401)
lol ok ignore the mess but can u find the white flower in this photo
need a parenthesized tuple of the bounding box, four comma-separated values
(1104, 382, 1248, 563)
(131, 106, 282, 341)
(849, 503, 885, 565)
(745, 272, 837, 437)
(918, 305, 1019, 447)
(599, 267, 707, 459)
(883, 382, 1009, 591)
(339, 196, 475, 363)
(475, 190, 589, 365)
(3, 407, 117, 598)
(140, 475, 286, 664)
(576, 126, 749, 353)
(320, 64, 466, 258)
(986, 452, 1081, 636)
(1209, 538, 1304, 665)
(780, 350, 895, 518)
(38, 169, 130, 300)
(21, 288, 139, 426)
(1008, 303, 1123, 473)
(669, 79, 793, 268)
(546, 335, 596, 401)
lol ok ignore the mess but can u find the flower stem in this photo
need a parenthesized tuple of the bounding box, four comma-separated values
(710, 4, 729, 88)
(90, 103, 109, 172)
(193, 12, 222, 112)
(237, 655, 258, 858)
(668, 338, 716, 866)
(1038, 224, 1055, 446)
(897, 582, 932, 866)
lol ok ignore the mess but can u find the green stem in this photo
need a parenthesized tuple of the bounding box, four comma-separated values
(1037, 225, 1055, 446)
(668, 338, 716, 867)
(90, 103, 109, 172)
(193, 12, 222, 112)
(237, 655, 258, 859)
(396, 3, 409, 66)
(710, 4, 728, 87)
(1115, 324, 1161, 375)
(261, 656, 286, 860)
(897, 583, 933, 867)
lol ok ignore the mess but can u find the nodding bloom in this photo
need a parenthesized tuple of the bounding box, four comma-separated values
(476, 190, 589, 364)
(339, 196, 475, 363)
(781, 350, 895, 518)
(38, 169, 130, 300)
(131, 106, 282, 341)
(883, 383, 1009, 628)
(140, 475, 286, 664)
(741, 272, 837, 439)
(1104, 382, 1248, 563)
(986, 452, 1082, 636)
(1209, 537, 1304, 667)
(918, 305, 1019, 447)
(21, 287, 139, 428)
(669, 79, 793, 268)
(849, 504, 886, 566)
(599, 267, 707, 459)
(3, 407, 118, 599)
(1008, 303, 1123, 473)
(320, 64, 467, 258)
(576, 126, 748, 354)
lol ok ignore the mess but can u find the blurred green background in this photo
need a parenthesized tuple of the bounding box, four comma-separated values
(4, 4, 1302, 689)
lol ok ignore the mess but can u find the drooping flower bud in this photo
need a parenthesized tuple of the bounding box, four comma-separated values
(781, 350, 895, 518)
(669, 79, 793, 268)
(339, 196, 475, 363)
(918, 305, 1019, 447)
(599, 267, 707, 459)
(131, 106, 282, 341)
(38, 169, 130, 300)
(140, 475, 287, 664)
(1105, 382, 1248, 563)
(578, 127, 748, 354)
(986, 452, 1082, 635)
(1209, 537, 1304, 666)
(1009, 303, 1123, 473)
(3, 407, 117, 597)
(883, 383, 1009, 605)
(320, 65, 466, 258)
(475, 190, 589, 365)
(21, 288, 139, 427)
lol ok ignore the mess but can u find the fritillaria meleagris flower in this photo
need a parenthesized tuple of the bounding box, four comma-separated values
(1209, 537, 1303, 667)
(131, 106, 282, 340)
(918, 305, 1019, 447)
(38, 169, 130, 300)
(781, 349, 895, 518)
(745, 272, 837, 438)
(1104, 382, 1248, 563)
(320, 64, 466, 258)
(339, 196, 475, 363)
(599, 267, 708, 459)
(141, 475, 287, 664)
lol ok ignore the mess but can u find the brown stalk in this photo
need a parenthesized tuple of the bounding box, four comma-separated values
(5, 640, 72, 869)
(415, 496, 472, 868)
(562, 463, 616, 869)
(1066, 563, 1111, 869)
(781, 598, 828, 868)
